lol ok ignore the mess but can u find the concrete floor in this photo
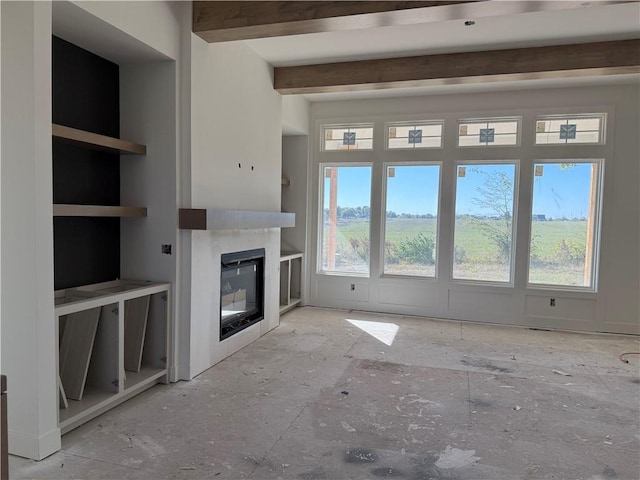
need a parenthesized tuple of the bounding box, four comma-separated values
(11, 307, 640, 479)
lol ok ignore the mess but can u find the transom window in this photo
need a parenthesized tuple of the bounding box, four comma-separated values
(458, 118, 520, 147)
(322, 124, 374, 151)
(535, 114, 605, 145)
(386, 121, 443, 149)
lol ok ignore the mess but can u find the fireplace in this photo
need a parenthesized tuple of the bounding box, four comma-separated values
(220, 248, 265, 340)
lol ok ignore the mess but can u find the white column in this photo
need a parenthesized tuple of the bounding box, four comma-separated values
(1, 1, 60, 459)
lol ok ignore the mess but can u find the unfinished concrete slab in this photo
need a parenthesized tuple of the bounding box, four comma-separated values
(10, 307, 640, 479)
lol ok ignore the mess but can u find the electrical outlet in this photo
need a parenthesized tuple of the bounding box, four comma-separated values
(550, 298, 556, 307)
(161, 244, 172, 255)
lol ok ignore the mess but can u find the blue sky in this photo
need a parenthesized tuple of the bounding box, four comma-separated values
(386, 165, 439, 215)
(324, 163, 594, 218)
(531, 163, 594, 219)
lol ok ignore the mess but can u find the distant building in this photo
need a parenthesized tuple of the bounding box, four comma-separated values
(532, 214, 547, 221)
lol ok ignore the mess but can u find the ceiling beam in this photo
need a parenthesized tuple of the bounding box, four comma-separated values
(193, 1, 478, 42)
(193, 1, 633, 43)
(274, 39, 640, 94)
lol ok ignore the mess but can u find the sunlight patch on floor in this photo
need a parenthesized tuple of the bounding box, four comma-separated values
(346, 318, 399, 346)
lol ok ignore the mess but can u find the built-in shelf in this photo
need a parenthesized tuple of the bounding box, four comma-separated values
(56, 280, 169, 434)
(53, 204, 147, 218)
(280, 251, 303, 314)
(179, 208, 295, 231)
(124, 367, 167, 391)
(52, 124, 147, 155)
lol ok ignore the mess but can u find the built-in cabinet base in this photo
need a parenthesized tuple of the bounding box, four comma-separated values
(55, 280, 170, 434)
(280, 252, 303, 314)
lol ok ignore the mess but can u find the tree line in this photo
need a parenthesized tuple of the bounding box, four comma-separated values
(324, 206, 435, 219)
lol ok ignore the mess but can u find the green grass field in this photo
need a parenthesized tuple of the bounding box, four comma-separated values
(322, 217, 590, 285)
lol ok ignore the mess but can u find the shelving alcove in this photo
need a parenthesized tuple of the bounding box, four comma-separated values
(51, 35, 174, 434)
(52, 123, 147, 218)
(279, 251, 303, 314)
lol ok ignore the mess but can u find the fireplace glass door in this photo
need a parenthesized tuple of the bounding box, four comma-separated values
(220, 249, 265, 340)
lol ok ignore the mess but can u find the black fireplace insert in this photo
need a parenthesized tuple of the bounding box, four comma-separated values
(220, 248, 265, 341)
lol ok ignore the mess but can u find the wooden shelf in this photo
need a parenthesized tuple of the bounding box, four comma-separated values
(52, 124, 146, 155)
(281, 251, 303, 262)
(124, 366, 167, 391)
(58, 387, 117, 428)
(53, 204, 147, 218)
(280, 298, 301, 315)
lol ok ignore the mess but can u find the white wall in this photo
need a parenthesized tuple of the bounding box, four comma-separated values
(120, 62, 177, 285)
(1, 1, 60, 460)
(282, 95, 310, 135)
(306, 83, 639, 335)
(186, 36, 283, 378)
(65, 0, 179, 61)
(191, 39, 281, 210)
(120, 60, 179, 379)
(282, 136, 309, 256)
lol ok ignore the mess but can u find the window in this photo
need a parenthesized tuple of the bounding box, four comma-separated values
(528, 160, 602, 289)
(535, 114, 605, 145)
(383, 164, 441, 277)
(386, 121, 443, 149)
(458, 118, 519, 147)
(319, 164, 372, 275)
(322, 124, 374, 151)
(453, 162, 518, 283)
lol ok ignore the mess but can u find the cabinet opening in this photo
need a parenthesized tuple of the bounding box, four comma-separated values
(124, 292, 168, 390)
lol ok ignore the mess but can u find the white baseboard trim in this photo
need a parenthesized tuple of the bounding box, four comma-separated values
(8, 426, 61, 460)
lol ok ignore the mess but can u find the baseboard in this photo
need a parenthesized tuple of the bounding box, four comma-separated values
(8, 427, 61, 460)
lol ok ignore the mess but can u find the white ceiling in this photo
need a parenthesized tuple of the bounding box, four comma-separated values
(244, 1, 640, 102)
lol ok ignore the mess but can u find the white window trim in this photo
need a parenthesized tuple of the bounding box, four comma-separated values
(450, 159, 520, 287)
(380, 161, 443, 280)
(526, 158, 605, 292)
(317, 162, 374, 277)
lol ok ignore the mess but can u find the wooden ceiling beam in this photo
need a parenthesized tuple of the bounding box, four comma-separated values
(193, 0, 485, 42)
(193, 1, 633, 43)
(274, 39, 640, 94)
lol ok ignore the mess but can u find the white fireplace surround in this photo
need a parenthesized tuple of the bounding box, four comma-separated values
(188, 228, 281, 378)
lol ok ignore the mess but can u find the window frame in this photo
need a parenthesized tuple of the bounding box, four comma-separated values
(526, 158, 605, 292)
(380, 161, 443, 279)
(456, 117, 521, 148)
(534, 113, 607, 146)
(384, 120, 445, 151)
(451, 159, 520, 286)
(317, 162, 374, 277)
(320, 123, 375, 152)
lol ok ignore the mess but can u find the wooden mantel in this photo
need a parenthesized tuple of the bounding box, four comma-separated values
(179, 208, 295, 231)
